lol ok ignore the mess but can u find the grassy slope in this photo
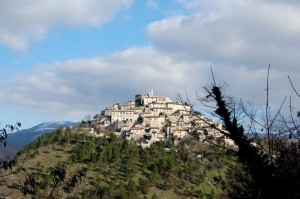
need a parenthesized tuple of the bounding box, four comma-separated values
(1, 127, 230, 199)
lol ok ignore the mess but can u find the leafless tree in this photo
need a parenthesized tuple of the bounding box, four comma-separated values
(181, 66, 300, 198)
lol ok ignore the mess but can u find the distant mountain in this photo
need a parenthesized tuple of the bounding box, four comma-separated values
(246, 128, 300, 140)
(7, 121, 77, 150)
(245, 132, 266, 138)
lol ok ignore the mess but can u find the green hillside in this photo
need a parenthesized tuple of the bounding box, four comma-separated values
(1, 127, 231, 199)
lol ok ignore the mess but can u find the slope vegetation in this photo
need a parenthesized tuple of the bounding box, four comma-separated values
(1, 127, 230, 199)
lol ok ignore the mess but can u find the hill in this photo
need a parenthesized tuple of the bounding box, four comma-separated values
(0, 127, 230, 199)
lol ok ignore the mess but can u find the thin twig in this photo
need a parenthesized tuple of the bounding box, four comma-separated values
(288, 75, 300, 98)
(270, 96, 287, 127)
(210, 65, 216, 86)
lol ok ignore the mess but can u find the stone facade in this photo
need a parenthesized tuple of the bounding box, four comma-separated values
(89, 89, 233, 147)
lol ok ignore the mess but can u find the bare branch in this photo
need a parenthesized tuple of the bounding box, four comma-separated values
(270, 96, 287, 127)
(265, 64, 274, 164)
(288, 75, 300, 98)
(210, 65, 217, 87)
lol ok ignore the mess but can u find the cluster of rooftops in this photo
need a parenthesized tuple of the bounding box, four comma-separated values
(88, 89, 234, 147)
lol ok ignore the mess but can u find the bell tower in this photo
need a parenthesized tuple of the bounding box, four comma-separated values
(149, 89, 154, 97)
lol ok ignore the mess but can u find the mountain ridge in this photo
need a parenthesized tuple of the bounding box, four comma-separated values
(6, 121, 77, 151)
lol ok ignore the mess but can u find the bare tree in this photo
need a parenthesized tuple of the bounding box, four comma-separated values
(185, 66, 300, 198)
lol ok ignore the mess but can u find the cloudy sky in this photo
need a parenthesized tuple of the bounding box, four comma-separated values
(1, 0, 300, 129)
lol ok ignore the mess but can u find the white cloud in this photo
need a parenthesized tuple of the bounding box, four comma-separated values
(0, 0, 133, 51)
(176, 0, 300, 11)
(0, 47, 211, 121)
(146, 0, 158, 10)
(1, 47, 299, 126)
(2, 0, 300, 125)
(2, 46, 298, 123)
(145, 0, 300, 111)
(0, 31, 28, 51)
(147, 0, 300, 72)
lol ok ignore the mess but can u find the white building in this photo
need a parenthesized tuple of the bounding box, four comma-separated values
(89, 89, 233, 147)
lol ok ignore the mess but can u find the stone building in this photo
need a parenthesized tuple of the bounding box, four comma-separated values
(89, 89, 233, 147)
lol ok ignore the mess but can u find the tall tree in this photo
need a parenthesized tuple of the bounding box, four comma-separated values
(194, 69, 300, 198)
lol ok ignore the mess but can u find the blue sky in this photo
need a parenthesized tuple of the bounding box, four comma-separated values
(1, 0, 300, 129)
(0, 0, 174, 75)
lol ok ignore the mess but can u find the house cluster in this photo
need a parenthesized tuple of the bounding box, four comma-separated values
(89, 89, 234, 147)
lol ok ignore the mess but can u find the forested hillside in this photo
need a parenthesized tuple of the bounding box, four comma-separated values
(1, 127, 231, 199)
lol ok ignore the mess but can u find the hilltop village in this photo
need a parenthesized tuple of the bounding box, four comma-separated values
(87, 89, 233, 147)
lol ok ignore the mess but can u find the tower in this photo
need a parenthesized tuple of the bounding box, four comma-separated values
(149, 89, 154, 97)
